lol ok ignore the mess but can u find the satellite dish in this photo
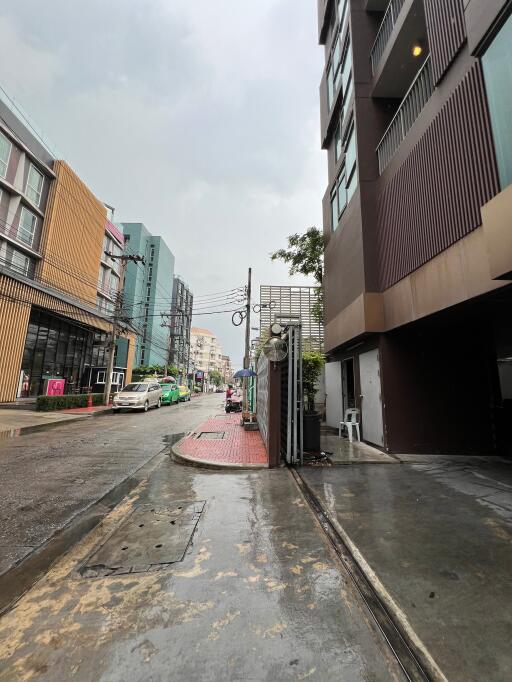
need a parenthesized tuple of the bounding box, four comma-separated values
(262, 337, 288, 362)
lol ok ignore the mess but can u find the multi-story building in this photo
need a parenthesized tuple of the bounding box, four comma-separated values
(0, 96, 135, 402)
(116, 223, 175, 368)
(190, 327, 224, 388)
(318, 0, 512, 455)
(220, 355, 233, 384)
(168, 275, 193, 380)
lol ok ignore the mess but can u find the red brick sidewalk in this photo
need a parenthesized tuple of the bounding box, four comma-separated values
(173, 414, 268, 468)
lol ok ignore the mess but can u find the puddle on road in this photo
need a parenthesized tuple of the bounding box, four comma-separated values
(162, 433, 186, 446)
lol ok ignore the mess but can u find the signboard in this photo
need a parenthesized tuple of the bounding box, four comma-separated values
(45, 379, 65, 396)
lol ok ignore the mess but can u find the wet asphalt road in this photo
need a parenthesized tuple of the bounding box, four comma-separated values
(0, 394, 222, 576)
(0, 453, 406, 681)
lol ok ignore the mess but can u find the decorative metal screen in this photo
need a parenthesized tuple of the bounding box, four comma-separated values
(256, 354, 270, 451)
(259, 286, 323, 351)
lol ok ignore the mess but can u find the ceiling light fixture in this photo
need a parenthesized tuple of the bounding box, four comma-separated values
(412, 43, 423, 57)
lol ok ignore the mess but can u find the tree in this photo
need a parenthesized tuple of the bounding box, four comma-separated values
(271, 227, 324, 323)
(302, 351, 325, 413)
(209, 369, 223, 387)
(133, 364, 179, 379)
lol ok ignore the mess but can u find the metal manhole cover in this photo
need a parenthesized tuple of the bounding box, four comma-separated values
(80, 501, 205, 577)
(197, 432, 225, 439)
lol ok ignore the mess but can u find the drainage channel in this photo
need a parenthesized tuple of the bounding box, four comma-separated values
(289, 467, 433, 682)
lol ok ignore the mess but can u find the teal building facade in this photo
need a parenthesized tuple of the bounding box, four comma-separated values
(116, 223, 175, 369)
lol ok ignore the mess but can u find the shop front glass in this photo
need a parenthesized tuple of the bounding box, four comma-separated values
(19, 308, 108, 398)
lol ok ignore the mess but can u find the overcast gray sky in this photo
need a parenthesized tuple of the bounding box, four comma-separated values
(0, 0, 325, 367)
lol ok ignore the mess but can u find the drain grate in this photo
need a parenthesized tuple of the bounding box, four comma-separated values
(197, 432, 225, 440)
(80, 501, 205, 577)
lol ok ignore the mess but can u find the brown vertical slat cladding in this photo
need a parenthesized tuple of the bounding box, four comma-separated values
(376, 63, 500, 291)
(424, 0, 467, 84)
(0, 274, 115, 402)
(39, 160, 106, 305)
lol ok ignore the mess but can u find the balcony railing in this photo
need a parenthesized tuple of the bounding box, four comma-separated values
(370, 0, 405, 75)
(376, 56, 433, 173)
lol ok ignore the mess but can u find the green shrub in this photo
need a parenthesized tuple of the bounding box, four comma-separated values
(36, 393, 104, 411)
(193, 387, 201, 393)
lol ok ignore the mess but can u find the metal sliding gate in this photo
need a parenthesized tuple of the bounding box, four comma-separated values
(279, 323, 303, 466)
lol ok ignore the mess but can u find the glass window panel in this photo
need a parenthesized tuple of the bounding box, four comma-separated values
(0, 131, 11, 179)
(341, 42, 352, 96)
(347, 164, 358, 203)
(331, 193, 338, 231)
(338, 171, 347, 215)
(333, 34, 341, 72)
(18, 207, 37, 246)
(345, 126, 357, 177)
(327, 66, 334, 109)
(335, 124, 342, 162)
(26, 165, 44, 206)
(482, 13, 512, 189)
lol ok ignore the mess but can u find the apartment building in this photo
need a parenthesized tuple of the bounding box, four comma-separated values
(190, 327, 224, 387)
(168, 275, 193, 380)
(220, 355, 233, 383)
(318, 0, 512, 454)
(0, 97, 135, 402)
(116, 223, 175, 368)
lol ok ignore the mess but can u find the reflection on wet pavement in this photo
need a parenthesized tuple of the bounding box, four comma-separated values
(0, 460, 406, 681)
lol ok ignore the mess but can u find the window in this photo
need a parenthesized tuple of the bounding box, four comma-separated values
(18, 207, 38, 246)
(482, 12, 512, 189)
(0, 131, 11, 179)
(327, 65, 334, 109)
(26, 164, 44, 206)
(97, 371, 106, 384)
(338, 0, 348, 36)
(334, 123, 342, 162)
(330, 125, 358, 230)
(341, 40, 353, 103)
(331, 166, 347, 230)
(344, 124, 358, 202)
(0, 241, 32, 276)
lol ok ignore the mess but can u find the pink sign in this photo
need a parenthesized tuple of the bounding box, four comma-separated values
(46, 379, 65, 396)
(105, 220, 125, 246)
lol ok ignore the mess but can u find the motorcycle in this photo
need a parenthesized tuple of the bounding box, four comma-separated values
(225, 392, 242, 413)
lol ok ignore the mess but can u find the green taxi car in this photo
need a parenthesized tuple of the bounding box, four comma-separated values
(159, 382, 180, 405)
(178, 385, 191, 402)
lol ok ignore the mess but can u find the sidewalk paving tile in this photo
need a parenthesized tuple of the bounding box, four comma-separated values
(176, 414, 268, 466)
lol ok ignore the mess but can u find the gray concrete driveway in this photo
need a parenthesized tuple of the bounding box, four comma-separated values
(0, 459, 405, 681)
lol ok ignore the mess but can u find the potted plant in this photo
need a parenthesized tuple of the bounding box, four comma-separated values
(302, 351, 325, 453)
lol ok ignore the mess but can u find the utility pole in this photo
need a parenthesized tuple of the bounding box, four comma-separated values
(243, 267, 252, 415)
(103, 253, 144, 406)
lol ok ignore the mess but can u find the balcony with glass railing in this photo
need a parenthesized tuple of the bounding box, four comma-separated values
(376, 55, 433, 173)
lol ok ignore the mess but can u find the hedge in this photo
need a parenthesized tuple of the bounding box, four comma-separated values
(36, 393, 105, 412)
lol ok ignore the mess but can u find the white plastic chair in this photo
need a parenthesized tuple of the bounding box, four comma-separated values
(339, 408, 361, 443)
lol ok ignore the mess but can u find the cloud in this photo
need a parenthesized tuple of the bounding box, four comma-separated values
(0, 0, 326, 364)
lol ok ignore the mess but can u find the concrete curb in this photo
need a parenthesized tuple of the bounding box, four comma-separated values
(171, 438, 268, 471)
(0, 408, 112, 440)
(293, 469, 448, 682)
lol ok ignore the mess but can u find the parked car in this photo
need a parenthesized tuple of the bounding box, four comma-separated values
(112, 381, 162, 412)
(159, 382, 180, 405)
(178, 385, 191, 402)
